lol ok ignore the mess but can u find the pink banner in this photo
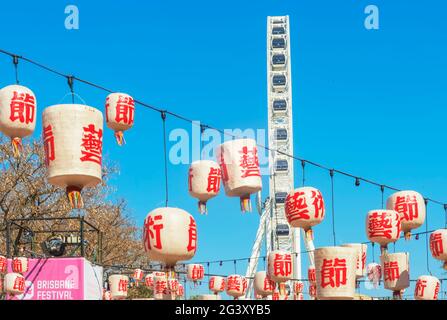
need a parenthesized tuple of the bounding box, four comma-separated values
(7, 258, 85, 300)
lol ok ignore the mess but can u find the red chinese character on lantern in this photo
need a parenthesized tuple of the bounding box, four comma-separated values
(145, 276, 153, 287)
(309, 285, 317, 297)
(43, 125, 55, 165)
(9, 91, 35, 124)
(144, 214, 164, 250)
(361, 252, 367, 271)
(191, 265, 204, 280)
(311, 190, 324, 218)
(239, 146, 260, 178)
(13, 277, 25, 292)
(272, 291, 280, 300)
(209, 277, 215, 288)
(368, 211, 395, 239)
(308, 268, 316, 283)
(430, 233, 444, 257)
(206, 167, 221, 192)
(155, 280, 167, 295)
(415, 279, 427, 297)
(118, 279, 128, 292)
(434, 282, 440, 300)
(263, 277, 275, 291)
(115, 95, 135, 125)
(220, 280, 226, 291)
(383, 261, 400, 281)
(80, 124, 103, 165)
(0, 257, 7, 272)
(13, 259, 23, 273)
(321, 258, 347, 288)
(242, 278, 248, 293)
(227, 276, 241, 291)
(285, 192, 310, 221)
(273, 254, 292, 277)
(187, 216, 197, 252)
(394, 195, 419, 221)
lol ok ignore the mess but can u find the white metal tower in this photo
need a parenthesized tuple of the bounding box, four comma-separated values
(245, 15, 301, 298)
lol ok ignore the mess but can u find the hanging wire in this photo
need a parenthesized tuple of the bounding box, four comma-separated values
(380, 185, 385, 209)
(161, 111, 169, 207)
(12, 55, 19, 84)
(329, 169, 336, 246)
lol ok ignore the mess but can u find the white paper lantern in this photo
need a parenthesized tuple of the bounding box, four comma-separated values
(309, 284, 317, 299)
(153, 274, 168, 300)
(144, 273, 154, 288)
(209, 276, 226, 294)
(143, 207, 197, 268)
(0, 85, 36, 157)
(253, 271, 276, 298)
(186, 264, 204, 283)
(429, 229, 447, 270)
(132, 268, 144, 281)
(188, 160, 221, 214)
(12, 257, 28, 273)
(166, 278, 179, 300)
(285, 187, 325, 240)
(105, 92, 135, 146)
(314, 246, 357, 300)
(341, 243, 367, 279)
(109, 275, 129, 300)
(414, 275, 440, 300)
(267, 250, 293, 283)
(4, 272, 25, 295)
(226, 274, 245, 299)
(177, 283, 184, 298)
(216, 139, 262, 212)
(42, 104, 103, 209)
(366, 210, 401, 250)
(386, 191, 426, 239)
(380, 252, 410, 296)
(293, 281, 304, 294)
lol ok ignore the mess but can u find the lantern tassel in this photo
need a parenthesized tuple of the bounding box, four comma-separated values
(11, 137, 23, 158)
(198, 201, 207, 215)
(404, 231, 411, 240)
(66, 186, 84, 209)
(305, 228, 314, 241)
(240, 196, 252, 213)
(114, 131, 126, 146)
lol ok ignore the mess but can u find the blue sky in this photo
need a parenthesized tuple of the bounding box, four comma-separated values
(1, 0, 446, 299)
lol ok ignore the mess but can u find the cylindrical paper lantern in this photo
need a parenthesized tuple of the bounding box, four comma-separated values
(366, 210, 401, 250)
(386, 191, 426, 240)
(143, 207, 197, 269)
(253, 271, 275, 298)
(42, 104, 103, 209)
(341, 243, 367, 279)
(145, 273, 154, 288)
(216, 139, 262, 212)
(12, 257, 28, 273)
(105, 92, 135, 146)
(0, 85, 37, 157)
(153, 274, 168, 300)
(109, 275, 129, 300)
(209, 276, 226, 294)
(380, 252, 410, 297)
(285, 187, 325, 240)
(4, 272, 25, 295)
(309, 284, 317, 299)
(188, 160, 221, 214)
(267, 250, 293, 283)
(226, 274, 245, 299)
(429, 229, 447, 270)
(314, 246, 357, 300)
(414, 275, 440, 300)
(177, 283, 184, 298)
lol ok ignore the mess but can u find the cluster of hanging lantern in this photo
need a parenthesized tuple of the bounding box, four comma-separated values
(3, 256, 28, 296)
